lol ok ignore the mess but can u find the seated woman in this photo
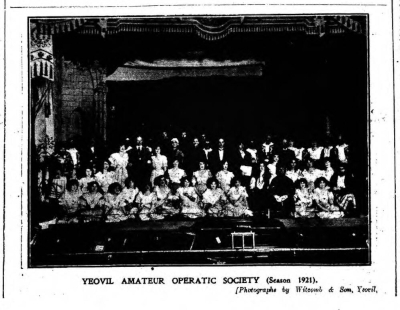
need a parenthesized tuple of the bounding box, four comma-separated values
(267, 153, 280, 183)
(249, 162, 270, 216)
(330, 164, 357, 216)
(79, 181, 105, 222)
(192, 161, 212, 197)
(301, 159, 322, 191)
(321, 158, 335, 182)
(150, 146, 168, 187)
(79, 167, 95, 194)
(285, 159, 301, 183)
(335, 134, 350, 165)
(95, 160, 117, 193)
(225, 178, 253, 217)
(58, 179, 82, 223)
(306, 140, 323, 163)
(313, 177, 344, 219)
(216, 161, 235, 193)
(153, 175, 173, 215)
(268, 166, 295, 218)
(293, 178, 315, 218)
(104, 182, 129, 222)
(167, 159, 187, 184)
(122, 177, 140, 217)
(109, 144, 129, 185)
(136, 183, 164, 221)
(202, 178, 228, 217)
(162, 182, 182, 217)
(179, 177, 204, 219)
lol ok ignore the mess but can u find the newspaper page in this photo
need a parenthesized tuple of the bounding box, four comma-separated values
(0, 0, 399, 309)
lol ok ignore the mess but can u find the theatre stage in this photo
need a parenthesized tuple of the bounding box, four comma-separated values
(30, 217, 369, 266)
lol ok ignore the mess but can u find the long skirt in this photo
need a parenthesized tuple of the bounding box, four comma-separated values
(138, 205, 164, 221)
(181, 198, 205, 219)
(317, 206, 344, 219)
(150, 169, 165, 187)
(224, 199, 253, 217)
(294, 201, 316, 218)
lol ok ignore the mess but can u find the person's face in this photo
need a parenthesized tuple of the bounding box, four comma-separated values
(60, 147, 66, 153)
(239, 143, 244, 150)
(129, 180, 134, 189)
(184, 180, 190, 187)
(182, 132, 187, 138)
(55, 170, 61, 178)
(211, 181, 217, 190)
(223, 162, 228, 170)
(120, 145, 126, 152)
(201, 134, 206, 140)
(104, 162, 109, 170)
(91, 183, 98, 193)
(71, 184, 78, 192)
(145, 185, 151, 193)
(171, 141, 178, 148)
(162, 132, 168, 138)
(155, 147, 161, 155)
(290, 160, 296, 169)
(199, 162, 205, 170)
(339, 167, 346, 175)
(173, 160, 179, 168)
(86, 169, 92, 177)
(282, 139, 288, 147)
(288, 140, 294, 147)
(266, 135, 271, 143)
(325, 160, 331, 168)
(319, 180, 326, 189)
(115, 187, 121, 195)
(219, 139, 224, 148)
(205, 141, 210, 148)
(193, 139, 199, 147)
(300, 181, 306, 189)
(235, 180, 240, 187)
(160, 178, 166, 186)
(273, 155, 279, 163)
(307, 160, 313, 168)
(312, 142, 317, 149)
(137, 137, 143, 145)
(278, 167, 285, 175)
(260, 163, 265, 171)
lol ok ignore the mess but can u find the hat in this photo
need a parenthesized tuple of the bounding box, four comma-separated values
(171, 138, 179, 144)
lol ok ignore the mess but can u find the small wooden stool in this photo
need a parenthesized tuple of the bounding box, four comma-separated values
(231, 232, 255, 249)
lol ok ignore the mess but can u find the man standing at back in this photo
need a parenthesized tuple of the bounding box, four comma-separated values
(128, 136, 151, 189)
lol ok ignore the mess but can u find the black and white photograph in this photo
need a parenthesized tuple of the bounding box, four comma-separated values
(29, 15, 370, 267)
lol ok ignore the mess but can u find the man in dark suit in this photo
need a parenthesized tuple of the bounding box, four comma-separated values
(278, 138, 296, 167)
(330, 164, 357, 216)
(268, 165, 295, 218)
(186, 137, 206, 177)
(209, 138, 231, 174)
(127, 136, 151, 189)
(231, 142, 252, 187)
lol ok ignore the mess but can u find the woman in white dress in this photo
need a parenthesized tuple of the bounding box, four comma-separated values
(78, 167, 95, 194)
(104, 182, 129, 222)
(109, 144, 129, 185)
(122, 177, 140, 217)
(58, 179, 82, 223)
(293, 178, 315, 218)
(192, 161, 212, 197)
(285, 159, 301, 183)
(79, 181, 105, 222)
(95, 160, 117, 194)
(321, 159, 335, 182)
(267, 153, 279, 183)
(301, 159, 322, 191)
(136, 183, 164, 221)
(179, 177, 204, 219)
(202, 178, 227, 217)
(313, 177, 344, 219)
(167, 159, 186, 184)
(150, 146, 168, 187)
(216, 161, 235, 193)
(336, 135, 349, 164)
(225, 178, 253, 217)
(307, 140, 323, 162)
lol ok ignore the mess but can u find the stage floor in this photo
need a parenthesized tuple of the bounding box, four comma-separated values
(30, 217, 369, 266)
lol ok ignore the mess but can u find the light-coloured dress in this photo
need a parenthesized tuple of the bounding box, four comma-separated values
(58, 188, 82, 223)
(150, 155, 168, 186)
(79, 192, 104, 222)
(104, 193, 129, 222)
(313, 188, 344, 219)
(179, 186, 204, 218)
(294, 188, 314, 218)
(109, 152, 129, 185)
(202, 188, 227, 217)
(322, 167, 335, 182)
(307, 147, 323, 161)
(95, 170, 117, 193)
(286, 169, 301, 183)
(302, 168, 322, 190)
(192, 169, 212, 196)
(336, 144, 349, 163)
(136, 192, 164, 221)
(168, 167, 186, 184)
(225, 186, 253, 217)
(216, 170, 235, 192)
(122, 187, 140, 217)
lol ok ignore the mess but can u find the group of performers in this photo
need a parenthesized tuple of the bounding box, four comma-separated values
(41, 132, 358, 224)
